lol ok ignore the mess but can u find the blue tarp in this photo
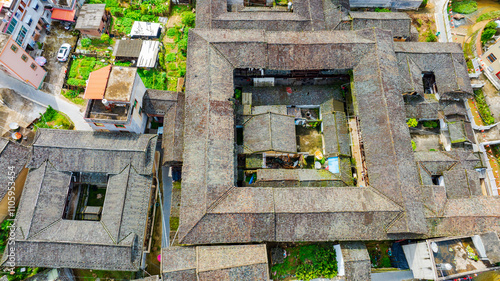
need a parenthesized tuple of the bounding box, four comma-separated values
(327, 157, 340, 174)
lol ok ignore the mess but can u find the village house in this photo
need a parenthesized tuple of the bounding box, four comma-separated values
(0, 129, 158, 270)
(0, 32, 46, 89)
(113, 39, 160, 68)
(481, 39, 500, 87)
(83, 65, 148, 133)
(75, 4, 109, 38)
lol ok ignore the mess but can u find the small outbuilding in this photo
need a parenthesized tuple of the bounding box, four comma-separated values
(130, 21, 161, 39)
(113, 39, 143, 62)
(75, 4, 110, 38)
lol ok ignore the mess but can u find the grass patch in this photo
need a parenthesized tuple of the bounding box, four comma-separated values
(33, 105, 74, 131)
(171, 4, 192, 16)
(452, 0, 477, 14)
(374, 7, 391, 12)
(170, 216, 179, 231)
(477, 10, 500, 22)
(61, 89, 86, 106)
(271, 243, 338, 281)
(474, 89, 495, 125)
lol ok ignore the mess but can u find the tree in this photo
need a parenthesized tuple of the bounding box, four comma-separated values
(407, 118, 418, 127)
(181, 11, 196, 27)
(81, 38, 91, 47)
(100, 33, 110, 43)
(481, 28, 496, 43)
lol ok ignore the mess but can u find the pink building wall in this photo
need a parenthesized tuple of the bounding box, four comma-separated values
(0, 38, 46, 89)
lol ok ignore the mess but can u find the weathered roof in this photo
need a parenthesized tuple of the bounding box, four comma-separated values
(448, 121, 467, 143)
(162, 245, 269, 281)
(0, 138, 29, 201)
(2, 129, 157, 270)
(113, 40, 142, 58)
(323, 111, 351, 157)
(177, 27, 489, 246)
(137, 40, 159, 68)
(243, 112, 297, 153)
(340, 242, 371, 281)
(104, 66, 137, 101)
(75, 4, 106, 30)
(350, 11, 412, 38)
(28, 129, 156, 174)
(394, 42, 473, 95)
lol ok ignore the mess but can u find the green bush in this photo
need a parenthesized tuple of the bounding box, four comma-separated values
(167, 62, 177, 71)
(81, 38, 91, 47)
(477, 10, 500, 22)
(422, 120, 438, 128)
(100, 33, 110, 43)
(474, 89, 495, 125)
(412, 140, 416, 151)
(374, 8, 391, 12)
(419, 0, 428, 8)
(110, 7, 123, 16)
(452, 0, 477, 14)
(104, 0, 119, 7)
(407, 118, 418, 127)
(425, 31, 437, 42)
(165, 53, 176, 62)
(485, 21, 498, 30)
(167, 28, 180, 38)
(67, 78, 87, 87)
(181, 11, 196, 27)
(481, 28, 496, 43)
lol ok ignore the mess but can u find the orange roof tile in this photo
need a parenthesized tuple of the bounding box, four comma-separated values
(51, 8, 76, 22)
(83, 65, 111, 100)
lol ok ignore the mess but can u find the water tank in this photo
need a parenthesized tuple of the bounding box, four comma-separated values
(102, 99, 109, 106)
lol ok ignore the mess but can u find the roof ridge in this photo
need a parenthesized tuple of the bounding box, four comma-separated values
(29, 218, 62, 239)
(384, 211, 405, 232)
(206, 185, 237, 213)
(116, 164, 132, 241)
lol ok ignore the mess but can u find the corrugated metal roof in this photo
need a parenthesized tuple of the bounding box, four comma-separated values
(51, 8, 75, 22)
(137, 40, 159, 68)
(83, 65, 111, 99)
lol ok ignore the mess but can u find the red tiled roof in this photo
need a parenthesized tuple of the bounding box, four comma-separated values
(51, 8, 76, 22)
(83, 65, 111, 100)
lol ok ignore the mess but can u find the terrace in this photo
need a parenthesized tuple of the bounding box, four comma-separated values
(84, 99, 130, 121)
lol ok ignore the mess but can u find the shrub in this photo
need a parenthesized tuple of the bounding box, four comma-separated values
(110, 7, 123, 16)
(419, 0, 428, 8)
(167, 62, 177, 71)
(374, 8, 391, 12)
(422, 120, 438, 128)
(452, 0, 477, 14)
(407, 118, 418, 127)
(67, 78, 87, 87)
(81, 38, 91, 47)
(485, 21, 498, 30)
(181, 11, 196, 27)
(412, 140, 416, 151)
(474, 89, 495, 125)
(481, 28, 496, 43)
(425, 31, 437, 42)
(167, 28, 180, 38)
(477, 11, 500, 22)
(165, 53, 176, 62)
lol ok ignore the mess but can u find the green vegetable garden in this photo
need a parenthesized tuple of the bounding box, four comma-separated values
(271, 244, 338, 281)
(67, 56, 108, 87)
(474, 89, 495, 125)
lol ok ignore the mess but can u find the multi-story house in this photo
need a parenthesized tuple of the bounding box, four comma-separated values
(1, 0, 51, 50)
(83, 65, 148, 133)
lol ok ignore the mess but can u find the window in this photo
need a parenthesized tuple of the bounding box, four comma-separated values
(30, 63, 37, 70)
(94, 123, 105, 127)
(114, 124, 126, 128)
(10, 44, 18, 52)
(139, 107, 142, 115)
(33, 3, 39, 11)
(487, 53, 497, 63)
(21, 54, 28, 62)
(6, 18, 17, 34)
(15, 26, 27, 45)
(134, 99, 137, 108)
(26, 18, 33, 27)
